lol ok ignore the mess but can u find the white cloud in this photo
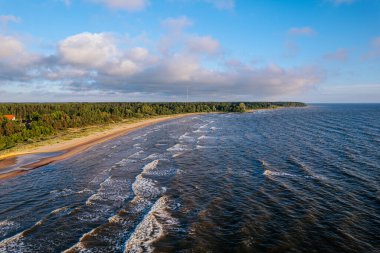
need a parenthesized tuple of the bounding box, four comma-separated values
(0, 26, 322, 100)
(58, 32, 117, 68)
(0, 35, 24, 59)
(187, 35, 220, 55)
(288, 27, 316, 36)
(128, 47, 149, 61)
(90, 0, 149, 11)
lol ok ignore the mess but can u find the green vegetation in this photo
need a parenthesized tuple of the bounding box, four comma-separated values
(0, 102, 306, 150)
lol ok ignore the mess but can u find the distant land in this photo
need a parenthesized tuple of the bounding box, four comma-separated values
(0, 102, 305, 180)
(0, 102, 305, 154)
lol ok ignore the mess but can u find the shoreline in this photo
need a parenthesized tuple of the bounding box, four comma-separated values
(0, 113, 198, 180)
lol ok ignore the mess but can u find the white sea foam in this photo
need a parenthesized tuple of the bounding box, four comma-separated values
(86, 176, 131, 206)
(263, 170, 325, 180)
(129, 150, 145, 159)
(115, 158, 134, 167)
(123, 196, 178, 253)
(89, 168, 111, 185)
(0, 230, 26, 252)
(192, 129, 206, 133)
(142, 154, 160, 161)
(0, 220, 20, 238)
(0, 215, 56, 252)
(167, 144, 188, 152)
(263, 170, 297, 177)
(49, 188, 75, 198)
(179, 132, 194, 142)
(172, 152, 184, 158)
(196, 145, 216, 149)
(50, 207, 68, 216)
(141, 160, 160, 174)
(197, 135, 215, 140)
(132, 175, 164, 199)
(76, 188, 93, 194)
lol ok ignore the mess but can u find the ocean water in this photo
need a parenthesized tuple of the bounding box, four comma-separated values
(0, 104, 379, 253)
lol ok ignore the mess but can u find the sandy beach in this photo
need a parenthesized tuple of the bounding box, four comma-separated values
(0, 114, 195, 180)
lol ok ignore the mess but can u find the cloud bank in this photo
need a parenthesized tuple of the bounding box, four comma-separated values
(0, 16, 322, 101)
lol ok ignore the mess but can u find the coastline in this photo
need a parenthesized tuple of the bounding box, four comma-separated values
(0, 113, 198, 180)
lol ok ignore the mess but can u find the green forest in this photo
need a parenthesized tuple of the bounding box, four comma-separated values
(0, 102, 306, 150)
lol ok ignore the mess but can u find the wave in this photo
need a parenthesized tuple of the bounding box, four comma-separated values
(172, 152, 184, 158)
(129, 150, 145, 159)
(123, 196, 178, 253)
(192, 129, 207, 133)
(197, 135, 216, 140)
(196, 145, 216, 149)
(142, 154, 160, 161)
(263, 169, 326, 180)
(179, 132, 194, 141)
(132, 175, 165, 199)
(49, 188, 75, 198)
(263, 170, 297, 177)
(167, 144, 188, 152)
(115, 158, 134, 167)
(63, 159, 172, 252)
(86, 176, 132, 206)
(0, 220, 20, 239)
(141, 160, 160, 174)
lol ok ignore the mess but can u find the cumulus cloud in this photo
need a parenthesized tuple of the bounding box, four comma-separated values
(324, 48, 349, 61)
(0, 35, 41, 82)
(58, 32, 117, 68)
(0, 21, 322, 100)
(90, 0, 149, 11)
(288, 27, 316, 36)
(187, 35, 220, 55)
(0, 35, 25, 59)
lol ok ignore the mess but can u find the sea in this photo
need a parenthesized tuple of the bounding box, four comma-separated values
(0, 104, 379, 253)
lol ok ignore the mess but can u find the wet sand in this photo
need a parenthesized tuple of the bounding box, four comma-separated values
(0, 114, 195, 180)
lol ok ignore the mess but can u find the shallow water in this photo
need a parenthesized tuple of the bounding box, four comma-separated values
(0, 104, 379, 252)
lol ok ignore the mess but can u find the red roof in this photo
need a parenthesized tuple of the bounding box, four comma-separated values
(4, 115, 15, 120)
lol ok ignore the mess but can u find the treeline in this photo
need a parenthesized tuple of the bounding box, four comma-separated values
(0, 102, 305, 150)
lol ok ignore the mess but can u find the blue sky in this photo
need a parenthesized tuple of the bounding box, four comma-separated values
(0, 0, 379, 102)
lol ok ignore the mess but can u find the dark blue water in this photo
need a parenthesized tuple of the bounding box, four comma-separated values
(0, 104, 379, 252)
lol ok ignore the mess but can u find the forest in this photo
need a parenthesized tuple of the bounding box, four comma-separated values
(0, 102, 306, 150)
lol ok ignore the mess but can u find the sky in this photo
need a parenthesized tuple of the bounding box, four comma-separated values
(0, 0, 379, 102)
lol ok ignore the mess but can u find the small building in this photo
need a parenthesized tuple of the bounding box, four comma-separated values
(3, 115, 16, 121)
